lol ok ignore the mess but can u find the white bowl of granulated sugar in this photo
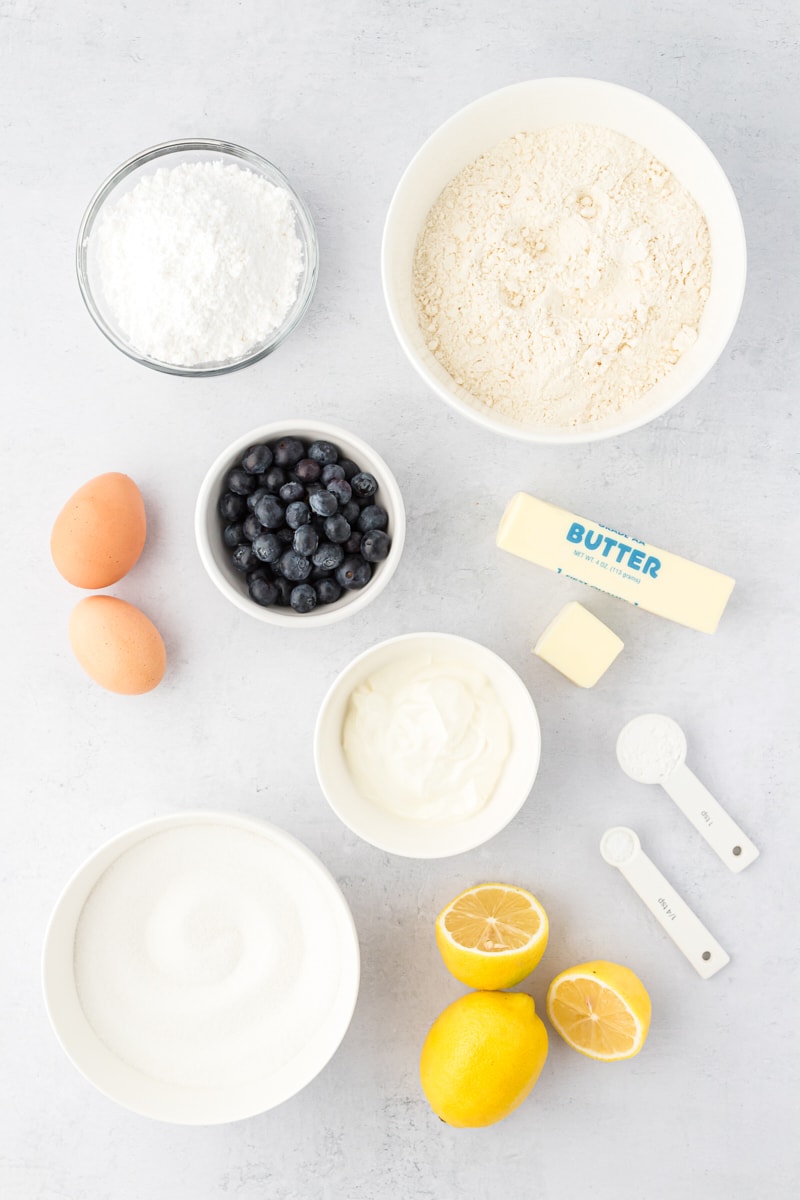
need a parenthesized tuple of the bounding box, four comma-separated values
(77, 139, 318, 376)
(382, 78, 746, 444)
(42, 811, 360, 1124)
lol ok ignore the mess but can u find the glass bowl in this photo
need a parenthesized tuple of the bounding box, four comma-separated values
(76, 139, 319, 377)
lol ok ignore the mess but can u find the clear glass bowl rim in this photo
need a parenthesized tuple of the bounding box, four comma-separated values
(75, 138, 319, 378)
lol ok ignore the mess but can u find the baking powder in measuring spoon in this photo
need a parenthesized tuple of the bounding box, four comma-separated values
(616, 714, 687, 784)
(615, 714, 759, 872)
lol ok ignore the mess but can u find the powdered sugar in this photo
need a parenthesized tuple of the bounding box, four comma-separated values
(413, 125, 712, 427)
(93, 161, 303, 366)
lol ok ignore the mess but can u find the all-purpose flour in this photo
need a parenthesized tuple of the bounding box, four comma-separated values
(413, 125, 712, 427)
(73, 825, 341, 1089)
(94, 161, 303, 366)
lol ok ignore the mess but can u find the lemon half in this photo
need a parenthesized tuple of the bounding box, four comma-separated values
(435, 883, 549, 990)
(546, 960, 651, 1061)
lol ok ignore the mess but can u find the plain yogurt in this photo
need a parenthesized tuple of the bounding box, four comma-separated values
(341, 653, 511, 821)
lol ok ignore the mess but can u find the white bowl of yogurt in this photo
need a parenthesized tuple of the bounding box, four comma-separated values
(42, 812, 360, 1124)
(314, 633, 541, 858)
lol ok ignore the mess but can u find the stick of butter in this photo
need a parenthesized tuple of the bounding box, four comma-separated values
(497, 493, 735, 634)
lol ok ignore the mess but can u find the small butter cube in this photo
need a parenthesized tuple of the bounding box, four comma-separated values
(534, 602, 623, 688)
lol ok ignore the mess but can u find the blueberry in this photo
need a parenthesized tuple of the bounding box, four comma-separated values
(336, 555, 372, 590)
(293, 458, 322, 484)
(358, 504, 388, 533)
(279, 549, 312, 582)
(231, 543, 255, 572)
(258, 466, 287, 494)
(254, 494, 285, 530)
(252, 532, 282, 563)
(338, 458, 359, 481)
(223, 521, 244, 548)
(324, 514, 351, 543)
(279, 480, 305, 503)
(290, 583, 317, 613)
(307, 440, 339, 466)
(273, 575, 294, 606)
(247, 565, 271, 585)
(277, 526, 295, 544)
(341, 500, 360, 525)
(249, 576, 279, 606)
(321, 463, 346, 485)
(241, 443, 273, 474)
(311, 564, 333, 580)
(219, 491, 246, 521)
(285, 501, 311, 530)
(247, 487, 270, 512)
(309, 489, 338, 518)
(242, 512, 262, 541)
(312, 541, 344, 571)
(344, 530, 363, 554)
(273, 437, 306, 467)
(294, 524, 319, 556)
(350, 471, 377, 500)
(361, 530, 390, 562)
(228, 467, 258, 496)
(315, 577, 342, 605)
(327, 478, 352, 507)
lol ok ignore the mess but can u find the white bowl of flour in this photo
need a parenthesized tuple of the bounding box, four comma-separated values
(42, 812, 360, 1123)
(77, 140, 318, 375)
(382, 78, 746, 443)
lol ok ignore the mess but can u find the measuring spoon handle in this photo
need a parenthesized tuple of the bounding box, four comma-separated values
(662, 764, 759, 872)
(619, 849, 730, 979)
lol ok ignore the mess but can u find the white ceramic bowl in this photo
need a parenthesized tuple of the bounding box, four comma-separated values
(314, 633, 541, 858)
(42, 811, 360, 1125)
(382, 78, 747, 444)
(195, 420, 406, 627)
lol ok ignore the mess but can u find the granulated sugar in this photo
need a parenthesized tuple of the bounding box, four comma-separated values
(73, 824, 340, 1089)
(93, 161, 303, 366)
(413, 125, 712, 427)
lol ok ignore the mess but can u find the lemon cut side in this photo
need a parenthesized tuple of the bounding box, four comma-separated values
(546, 961, 651, 1061)
(436, 883, 549, 990)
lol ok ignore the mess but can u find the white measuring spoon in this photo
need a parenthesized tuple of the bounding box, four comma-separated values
(616, 714, 759, 873)
(600, 827, 730, 979)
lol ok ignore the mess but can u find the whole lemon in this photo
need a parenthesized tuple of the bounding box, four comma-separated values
(420, 991, 548, 1127)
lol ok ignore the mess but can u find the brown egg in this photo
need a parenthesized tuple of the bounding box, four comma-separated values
(69, 596, 166, 694)
(51, 473, 146, 588)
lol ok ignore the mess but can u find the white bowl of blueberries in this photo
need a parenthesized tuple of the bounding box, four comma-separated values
(195, 420, 406, 626)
